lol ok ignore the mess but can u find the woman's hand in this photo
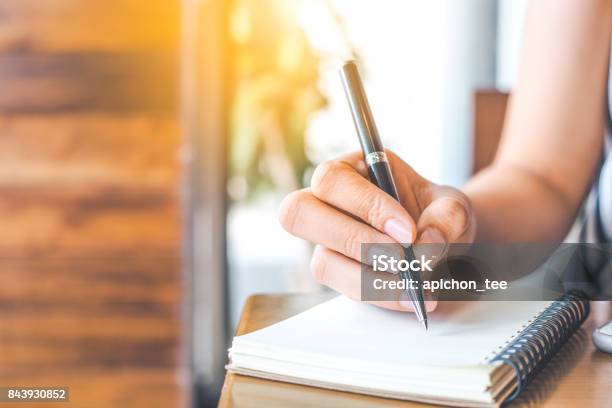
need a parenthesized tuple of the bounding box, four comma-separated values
(279, 150, 476, 312)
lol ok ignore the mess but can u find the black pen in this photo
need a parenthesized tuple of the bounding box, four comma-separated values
(339, 60, 428, 330)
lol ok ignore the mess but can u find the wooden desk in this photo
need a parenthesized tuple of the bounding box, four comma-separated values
(219, 294, 612, 408)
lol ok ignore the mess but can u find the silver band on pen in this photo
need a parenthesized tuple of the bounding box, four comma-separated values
(365, 151, 388, 166)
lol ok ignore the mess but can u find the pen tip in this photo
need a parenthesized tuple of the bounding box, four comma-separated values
(422, 319, 429, 331)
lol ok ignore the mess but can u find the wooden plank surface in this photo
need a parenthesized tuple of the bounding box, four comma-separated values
(1, 370, 184, 407)
(0, 1, 186, 407)
(0, 185, 180, 257)
(0, 114, 180, 188)
(0, 53, 178, 112)
(219, 294, 612, 408)
(0, 258, 181, 370)
(0, 0, 179, 52)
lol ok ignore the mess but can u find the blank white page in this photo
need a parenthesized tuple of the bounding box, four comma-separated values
(232, 296, 551, 367)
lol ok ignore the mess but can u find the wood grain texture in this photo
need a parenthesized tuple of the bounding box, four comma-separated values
(473, 91, 509, 174)
(0, 1, 186, 407)
(0, 115, 182, 257)
(220, 294, 612, 408)
(0, 259, 181, 370)
(0, 52, 178, 112)
(0, 0, 179, 52)
(0, 114, 180, 188)
(2, 370, 185, 407)
(0, 186, 180, 257)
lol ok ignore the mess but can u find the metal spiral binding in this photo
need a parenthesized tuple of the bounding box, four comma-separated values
(490, 290, 590, 402)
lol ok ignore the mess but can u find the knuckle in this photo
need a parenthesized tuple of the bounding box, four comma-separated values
(311, 160, 342, 198)
(363, 191, 386, 228)
(342, 227, 362, 259)
(278, 190, 309, 233)
(310, 246, 328, 283)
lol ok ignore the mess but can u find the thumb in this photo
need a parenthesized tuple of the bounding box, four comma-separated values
(416, 186, 475, 244)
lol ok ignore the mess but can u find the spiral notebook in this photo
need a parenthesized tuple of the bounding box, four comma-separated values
(227, 292, 589, 407)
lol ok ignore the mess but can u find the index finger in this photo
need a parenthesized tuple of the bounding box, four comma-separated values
(310, 155, 417, 245)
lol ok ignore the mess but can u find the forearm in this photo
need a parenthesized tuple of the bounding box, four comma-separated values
(462, 0, 612, 243)
(464, 164, 579, 243)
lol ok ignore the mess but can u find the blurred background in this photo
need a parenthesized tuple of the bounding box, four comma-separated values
(223, 0, 523, 324)
(0, 0, 528, 407)
(204, 0, 527, 405)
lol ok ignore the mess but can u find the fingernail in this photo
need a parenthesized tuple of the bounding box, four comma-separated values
(366, 245, 403, 272)
(356, 160, 367, 174)
(384, 218, 413, 246)
(419, 228, 445, 244)
(425, 300, 438, 312)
